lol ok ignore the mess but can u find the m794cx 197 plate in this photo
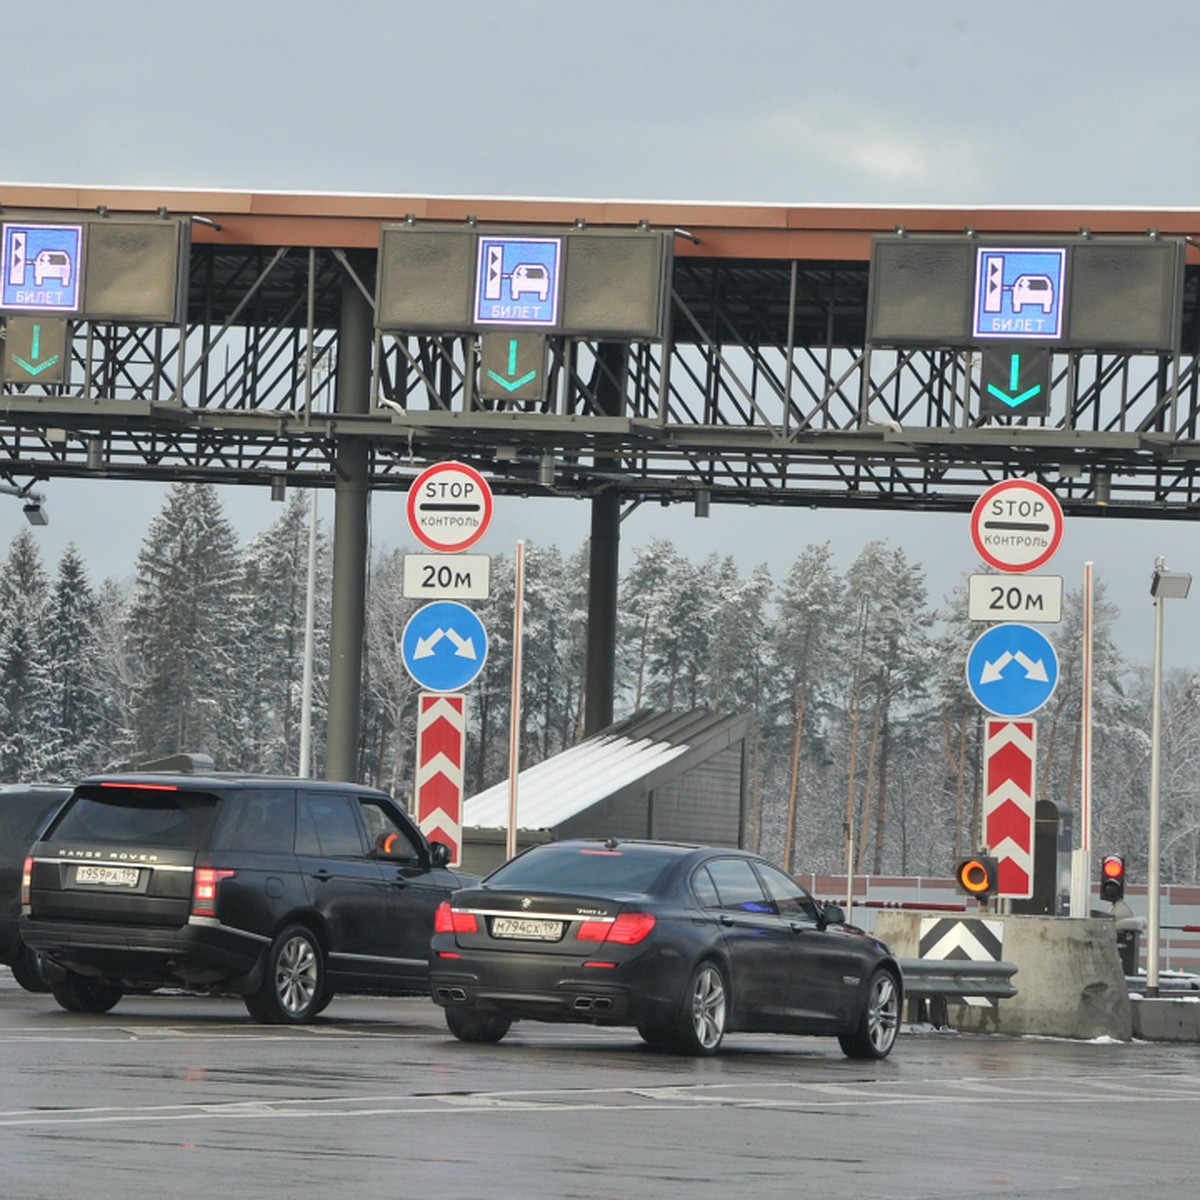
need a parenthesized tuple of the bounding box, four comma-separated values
(490, 916, 563, 941)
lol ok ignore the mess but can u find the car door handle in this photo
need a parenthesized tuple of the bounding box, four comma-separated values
(310, 869, 332, 882)
(719, 915, 734, 926)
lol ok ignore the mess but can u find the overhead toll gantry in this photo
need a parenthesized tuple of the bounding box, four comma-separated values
(1, 185, 1198, 772)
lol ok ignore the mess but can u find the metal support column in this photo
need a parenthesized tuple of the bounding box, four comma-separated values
(584, 489, 619, 735)
(325, 262, 373, 781)
(582, 343, 627, 736)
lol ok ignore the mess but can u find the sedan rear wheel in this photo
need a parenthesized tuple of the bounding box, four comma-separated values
(244, 924, 323, 1025)
(636, 1020, 672, 1047)
(838, 968, 899, 1059)
(445, 1006, 512, 1044)
(670, 961, 727, 1056)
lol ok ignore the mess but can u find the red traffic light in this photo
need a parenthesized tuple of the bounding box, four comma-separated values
(1100, 853, 1126, 902)
(955, 856, 999, 898)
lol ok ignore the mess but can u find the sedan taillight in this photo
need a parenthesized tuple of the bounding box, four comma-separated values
(20, 856, 32, 907)
(434, 902, 478, 934)
(576, 912, 656, 946)
(191, 868, 235, 917)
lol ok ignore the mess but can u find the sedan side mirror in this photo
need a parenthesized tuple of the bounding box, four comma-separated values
(821, 902, 846, 928)
(429, 840, 452, 869)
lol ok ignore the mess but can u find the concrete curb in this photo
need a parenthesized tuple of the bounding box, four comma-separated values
(1130, 995, 1200, 1042)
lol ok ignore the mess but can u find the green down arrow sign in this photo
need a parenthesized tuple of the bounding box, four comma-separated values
(480, 333, 547, 403)
(3, 316, 69, 385)
(980, 346, 1052, 417)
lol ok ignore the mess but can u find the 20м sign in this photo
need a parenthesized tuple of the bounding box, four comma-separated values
(970, 479, 1063, 573)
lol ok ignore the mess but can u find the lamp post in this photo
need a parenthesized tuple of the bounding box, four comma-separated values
(1147, 557, 1191, 996)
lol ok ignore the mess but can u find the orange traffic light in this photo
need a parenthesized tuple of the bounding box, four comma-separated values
(955, 855, 999, 898)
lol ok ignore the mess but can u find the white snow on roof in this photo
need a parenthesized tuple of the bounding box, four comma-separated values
(464, 734, 688, 831)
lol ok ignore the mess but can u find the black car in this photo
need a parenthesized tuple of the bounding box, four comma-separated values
(22, 771, 471, 1023)
(431, 838, 902, 1058)
(0, 785, 72, 991)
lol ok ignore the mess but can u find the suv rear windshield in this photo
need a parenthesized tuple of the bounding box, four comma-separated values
(48, 786, 223, 848)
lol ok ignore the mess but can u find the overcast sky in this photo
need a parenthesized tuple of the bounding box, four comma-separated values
(3, 1, 1200, 666)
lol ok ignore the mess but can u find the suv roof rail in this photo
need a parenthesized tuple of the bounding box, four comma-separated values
(133, 752, 217, 773)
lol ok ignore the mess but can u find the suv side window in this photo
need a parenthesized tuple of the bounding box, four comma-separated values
(210, 790, 297, 854)
(296, 793, 367, 858)
(359, 799, 419, 861)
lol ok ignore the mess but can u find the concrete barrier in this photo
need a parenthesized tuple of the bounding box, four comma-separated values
(875, 911, 1132, 1041)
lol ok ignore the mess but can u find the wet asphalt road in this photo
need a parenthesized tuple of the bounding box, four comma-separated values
(2, 969, 1200, 1200)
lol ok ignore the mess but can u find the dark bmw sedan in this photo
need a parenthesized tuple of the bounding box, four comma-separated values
(430, 838, 902, 1058)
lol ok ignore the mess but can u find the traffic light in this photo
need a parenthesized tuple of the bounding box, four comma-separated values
(1100, 854, 1126, 902)
(955, 855, 999, 899)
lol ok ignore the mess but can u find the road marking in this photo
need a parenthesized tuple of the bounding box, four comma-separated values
(3, 1071, 1200, 1129)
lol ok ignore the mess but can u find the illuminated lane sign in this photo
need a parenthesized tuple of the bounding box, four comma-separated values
(973, 247, 1066, 340)
(1, 222, 84, 313)
(980, 345, 1052, 416)
(480, 333, 547, 402)
(474, 235, 562, 327)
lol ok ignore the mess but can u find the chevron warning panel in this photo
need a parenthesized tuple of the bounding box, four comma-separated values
(918, 916, 1005, 1007)
(415, 692, 466, 865)
(983, 718, 1036, 899)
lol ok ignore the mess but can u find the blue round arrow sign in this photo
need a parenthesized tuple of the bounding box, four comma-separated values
(965, 623, 1059, 717)
(401, 601, 488, 692)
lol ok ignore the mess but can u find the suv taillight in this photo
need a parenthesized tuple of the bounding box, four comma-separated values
(20, 856, 32, 907)
(191, 868, 235, 917)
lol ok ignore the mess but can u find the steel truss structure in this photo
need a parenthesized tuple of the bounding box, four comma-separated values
(3, 219, 1200, 522)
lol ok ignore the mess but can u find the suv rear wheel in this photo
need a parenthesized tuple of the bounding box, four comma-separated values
(50, 970, 123, 1014)
(9, 943, 50, 993)
(244, 924, 324, 1024)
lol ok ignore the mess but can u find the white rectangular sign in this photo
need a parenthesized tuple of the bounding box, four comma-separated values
(968, 573, 1062, 623)
(403, 553, 491, 600)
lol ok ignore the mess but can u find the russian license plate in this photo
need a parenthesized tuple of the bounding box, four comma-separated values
(73, 864, 140, 888)
(491, 916, 563, 941)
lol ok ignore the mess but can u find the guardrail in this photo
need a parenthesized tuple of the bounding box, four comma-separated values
(898, 958, 1019, 1028)
(1125, 972, 1200, 993)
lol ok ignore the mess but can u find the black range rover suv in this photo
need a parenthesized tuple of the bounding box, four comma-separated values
(21, 772, 471, 1023)
(0, 784, 72, 990)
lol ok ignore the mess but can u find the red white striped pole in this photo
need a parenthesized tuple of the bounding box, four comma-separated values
(506, 541, 526, 861)
(1081, 562, 1093, 852)
(1072, 562, 1094, 917)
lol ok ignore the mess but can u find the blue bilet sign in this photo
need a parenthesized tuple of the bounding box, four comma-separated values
(474, 235, 562, 328)
(1, 223, 84, 313)
(973, 247, 1066, 341)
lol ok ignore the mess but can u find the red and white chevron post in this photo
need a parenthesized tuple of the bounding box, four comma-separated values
(983, 718, 1037, 899)
(415, 693, 466, 865)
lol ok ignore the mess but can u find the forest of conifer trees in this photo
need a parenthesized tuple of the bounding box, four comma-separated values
(4, 482, 1200, 884)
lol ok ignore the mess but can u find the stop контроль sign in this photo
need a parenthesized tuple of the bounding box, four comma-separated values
(970, 479, 1064, 573)
(407, 461, 494, 553)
